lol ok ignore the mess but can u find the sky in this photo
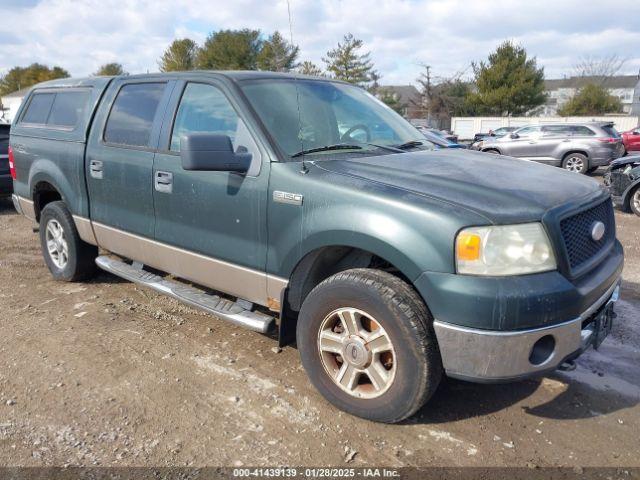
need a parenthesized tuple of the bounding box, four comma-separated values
(1, 0, 639, 86)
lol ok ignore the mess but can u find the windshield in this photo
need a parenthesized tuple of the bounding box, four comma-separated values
(240, 79, 429, 158)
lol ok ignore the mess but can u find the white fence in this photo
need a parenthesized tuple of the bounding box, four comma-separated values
(451, 116, 640, 140)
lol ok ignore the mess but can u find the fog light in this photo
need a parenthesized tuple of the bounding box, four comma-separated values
(529, 335, 555, 366)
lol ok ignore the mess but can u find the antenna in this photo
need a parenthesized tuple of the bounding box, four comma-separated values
(287, 0, 308, 174)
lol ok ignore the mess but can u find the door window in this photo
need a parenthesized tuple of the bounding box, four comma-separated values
(170, 83, 240, 151)
(104, 83, 166, 147)
(542, 125, 571, 136)
(515, 126, 541, 137)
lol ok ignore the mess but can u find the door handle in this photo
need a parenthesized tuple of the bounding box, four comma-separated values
(155, 171, 173, 193)
(89, 160, 103, 179)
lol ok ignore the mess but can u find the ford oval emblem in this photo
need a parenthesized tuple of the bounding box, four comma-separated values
(591, 221, 605, 242)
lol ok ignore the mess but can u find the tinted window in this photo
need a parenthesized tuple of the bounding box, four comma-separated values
(21, 93, 55, 124)
(47, 90, 90, 127)
(104, 83, 165, 147)
(600, 125, 620, 138)
(542, 125, 571, 136)
(171, 83, 239, 151)
(515, 126, 541, 137)
(570, 126, 595, 136)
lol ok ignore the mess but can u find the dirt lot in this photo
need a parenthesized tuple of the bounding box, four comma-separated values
(0, 185, 639, 468)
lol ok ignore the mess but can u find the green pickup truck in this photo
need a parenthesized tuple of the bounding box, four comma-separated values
(9, 72, 623, 423)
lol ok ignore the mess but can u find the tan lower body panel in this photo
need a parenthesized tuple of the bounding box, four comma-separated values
(72, 216, 98, 245)
(90, 221, 287, 308)
(13, 195, 36, 221)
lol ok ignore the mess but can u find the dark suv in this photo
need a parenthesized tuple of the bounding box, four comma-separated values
(474, 122, 624, 173)
(0, 123, 12, 195)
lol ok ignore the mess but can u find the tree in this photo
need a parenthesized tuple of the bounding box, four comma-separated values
(297, 61, 324, 76)
(256, 31, 299, 72)
(197, 29, 262, 70)
(94, 63, 127, 76)
(414, 65, 474, 125)
(377, 88, 405, 115)
(322, 33, 374, 87)
(159, 38, 199, 72)
(574, 54, 626, 82)
(558, 83, 622, 116)
(0, 63, 69, 96)
(467, 41, 546, 116)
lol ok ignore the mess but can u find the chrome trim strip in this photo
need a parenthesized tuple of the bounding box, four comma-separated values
(12, 194, 35, 221)
(72, 215, 98, 246)
(433, 276, 621, 381)
(91, 222, 288, 307)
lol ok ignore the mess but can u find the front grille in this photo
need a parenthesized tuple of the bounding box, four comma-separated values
(560, 199, 615, 271)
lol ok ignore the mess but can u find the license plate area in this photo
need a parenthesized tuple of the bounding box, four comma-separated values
(591, 303, 615, 350)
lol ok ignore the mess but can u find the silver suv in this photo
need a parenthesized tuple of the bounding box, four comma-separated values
(472, 122, 624, 173)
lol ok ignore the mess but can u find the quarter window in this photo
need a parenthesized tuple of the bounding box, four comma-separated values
(21, 93, 55, 124)
(104, 83, 166, 147)
(170, 83, 239, 151)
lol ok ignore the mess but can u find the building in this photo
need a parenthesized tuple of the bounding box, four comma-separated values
(539, 75, 640, 116)
(0, 87, 29, 123)
(376, 85, 423, 119)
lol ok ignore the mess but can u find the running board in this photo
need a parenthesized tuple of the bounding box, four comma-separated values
(95, 256, 275, 333)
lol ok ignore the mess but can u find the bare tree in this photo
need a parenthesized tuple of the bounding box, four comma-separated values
(573, 54, 627, 82)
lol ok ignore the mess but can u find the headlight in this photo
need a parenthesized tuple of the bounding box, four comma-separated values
(456, 223, 556, 276)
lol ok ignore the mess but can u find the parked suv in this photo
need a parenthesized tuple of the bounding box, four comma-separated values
(474, 122, 624, 173)
(10, 73, 623, 423)
(0, 123, 12, 196)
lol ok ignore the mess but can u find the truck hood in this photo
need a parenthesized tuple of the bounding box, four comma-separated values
(313, 149, 606, 223)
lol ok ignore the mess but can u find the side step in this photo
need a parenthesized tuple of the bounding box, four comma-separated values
(95, 256, 275, 333)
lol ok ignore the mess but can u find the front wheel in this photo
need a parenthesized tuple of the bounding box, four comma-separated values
(562, 153, 589, 174)
(39, 201, 98, 281)
(630, 186, 640, 217)
(297, 269, 442, 423)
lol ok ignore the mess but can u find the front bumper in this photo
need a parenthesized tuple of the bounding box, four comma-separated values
(433, 279, 620, 382)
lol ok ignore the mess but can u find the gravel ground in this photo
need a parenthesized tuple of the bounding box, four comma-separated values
(0, 185, 638, 468)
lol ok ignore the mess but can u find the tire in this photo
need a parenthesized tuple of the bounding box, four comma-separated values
(39, 201, 97, 281)
(483, 149, 500, 155)
(562, 153, 589, 174)
(297, 268, 442, 423)
(587, 166, 598, 174)
(629, 186, 640, 217)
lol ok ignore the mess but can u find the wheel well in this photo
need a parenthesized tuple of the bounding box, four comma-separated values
(33, 182, 62, 221)
(624, 183, 640, 212)
(482, 148, 500, 154)
(285, 246, 407, 314)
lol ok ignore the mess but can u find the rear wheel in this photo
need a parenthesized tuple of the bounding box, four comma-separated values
(562, 153, 589, 174)
(630, 186, 640, 217)
(297, 268, 442, 423)
(483, 149, 500, 155)
(39, 201, 97, 281)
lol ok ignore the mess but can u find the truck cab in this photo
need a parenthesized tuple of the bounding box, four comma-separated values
(10, 72, 623, 423)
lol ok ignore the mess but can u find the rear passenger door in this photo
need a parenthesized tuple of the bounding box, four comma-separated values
(86, 79, 173, 241)
(538, 125, 571, 164)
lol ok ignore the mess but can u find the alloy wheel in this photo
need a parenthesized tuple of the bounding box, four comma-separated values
(45, 219, 69, 269)
(564, 156, 585, 173)
(317, 307, 396, 399)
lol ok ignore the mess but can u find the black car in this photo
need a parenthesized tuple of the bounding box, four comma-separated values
(605, 155, 640, 216)
(0, 123, 12, 196)
(473, 126, 517, 143)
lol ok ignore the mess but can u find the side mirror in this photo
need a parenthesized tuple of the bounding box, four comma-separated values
(180, 133, 251, 173)
(510, 133, 519, 139)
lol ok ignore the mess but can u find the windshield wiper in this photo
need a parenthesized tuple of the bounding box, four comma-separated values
(291, 144, 363, 158)
(393, 140, 424, 150)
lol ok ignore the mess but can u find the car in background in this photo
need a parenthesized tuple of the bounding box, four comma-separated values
(416, 126, 459, 143)
(472, 122, 624, 174)
(605, 155, 640, 217)
(0, 123, 12, 196)
(621, 126, 640, 155)
(419, 128, 466, 149)
(473, 126, 517, 143)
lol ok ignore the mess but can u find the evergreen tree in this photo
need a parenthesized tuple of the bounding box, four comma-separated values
(256, 31, 299, 72)
(197, 29, 262, 70)
(297, 61, 324, 77)
(467, 41, 546, 115)
(159, 39, 199, 72)
(322, 33, 374, 87)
